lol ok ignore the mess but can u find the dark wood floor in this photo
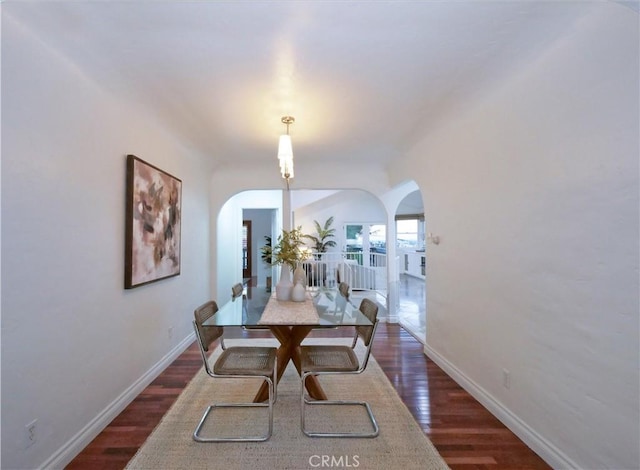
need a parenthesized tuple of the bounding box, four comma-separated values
(67, 319, 550, 470)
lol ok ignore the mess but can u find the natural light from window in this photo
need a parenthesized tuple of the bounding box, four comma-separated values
(396, 219, 422, 250)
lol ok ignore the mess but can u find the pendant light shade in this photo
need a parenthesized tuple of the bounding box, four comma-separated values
(277, 116, 295, 184)
(278, 134, 294, 179)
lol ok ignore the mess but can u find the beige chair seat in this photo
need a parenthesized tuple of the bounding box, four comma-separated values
(300, 346, 359, 372)
(214, 347, 276, 376)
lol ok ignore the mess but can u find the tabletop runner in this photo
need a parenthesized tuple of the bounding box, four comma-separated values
(258, 292, 320, 325)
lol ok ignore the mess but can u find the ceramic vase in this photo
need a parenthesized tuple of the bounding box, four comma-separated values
(291, 282, 306, 302)
(293, 263, 307, 287)
(275, 264, 293, 301)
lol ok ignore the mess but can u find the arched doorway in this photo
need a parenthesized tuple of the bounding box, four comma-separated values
(395, 190, 426, 342)
(218, 189, 389, 320)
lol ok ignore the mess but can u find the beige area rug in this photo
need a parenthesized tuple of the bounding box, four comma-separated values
(126, 338, 449, 470)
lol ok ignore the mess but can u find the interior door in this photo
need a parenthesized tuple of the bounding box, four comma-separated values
(242, 220, 252, 280)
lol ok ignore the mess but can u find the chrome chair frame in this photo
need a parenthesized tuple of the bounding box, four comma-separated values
(300, 298, 380, 438)
(192, 302, 277, 442)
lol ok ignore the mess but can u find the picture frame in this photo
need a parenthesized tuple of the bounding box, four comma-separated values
(125, 154, 182, 289)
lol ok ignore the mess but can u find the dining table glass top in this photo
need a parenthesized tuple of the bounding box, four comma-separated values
(202, 288, 373, 327)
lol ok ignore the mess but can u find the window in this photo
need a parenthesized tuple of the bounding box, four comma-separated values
(396, 216, 424, 250)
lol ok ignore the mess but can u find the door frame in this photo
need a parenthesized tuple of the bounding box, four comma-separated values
(243, 220, 252, 279)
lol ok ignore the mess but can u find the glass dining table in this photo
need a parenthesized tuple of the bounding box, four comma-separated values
(203, 287, 373, 403)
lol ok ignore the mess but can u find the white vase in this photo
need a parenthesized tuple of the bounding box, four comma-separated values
(291, 282, 306, 302)
(275, 265, 293, 301)
(293, 263, 307, 287)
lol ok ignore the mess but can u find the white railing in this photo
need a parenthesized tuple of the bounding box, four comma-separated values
(302, 251, 387, 292)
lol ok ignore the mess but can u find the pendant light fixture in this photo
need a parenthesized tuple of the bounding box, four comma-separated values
(278, 116, 295, 188)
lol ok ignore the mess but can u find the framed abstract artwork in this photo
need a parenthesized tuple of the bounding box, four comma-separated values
(125, 155, 182, 289)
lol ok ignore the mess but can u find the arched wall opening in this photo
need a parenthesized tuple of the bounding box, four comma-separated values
(214, 188, 391, 319)
(394, 187, 427, 343)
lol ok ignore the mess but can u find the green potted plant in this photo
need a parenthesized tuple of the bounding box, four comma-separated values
(263, 227, 308, 300)
(304, 216, 337, 258)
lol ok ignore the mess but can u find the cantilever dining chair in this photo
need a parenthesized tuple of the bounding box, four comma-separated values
(338, 281, 350, 300)
(192, 300, 277, 442)
(234, 282, 270, 334)
(214, 283, 248, 350)
(299, 297, 380, 438)
(231, 282, 244, 299)
(334, 282, 351, 317)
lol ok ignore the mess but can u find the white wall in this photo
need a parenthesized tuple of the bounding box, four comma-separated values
(294, 190, 387, 253)
(389, 4, 639, 469)
(215, 190, 283, 300)
(1, 15, 211, 469)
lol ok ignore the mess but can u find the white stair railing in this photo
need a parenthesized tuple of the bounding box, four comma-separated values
(302, 252, 387, 292)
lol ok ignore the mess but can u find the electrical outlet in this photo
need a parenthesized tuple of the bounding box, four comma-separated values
(168, 326, 174, 340)
(24, 419, 37, 448)
(502, 369, 511, 389)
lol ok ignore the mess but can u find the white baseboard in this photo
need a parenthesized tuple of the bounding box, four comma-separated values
(423, 343, 577, 470)
(43, 333, 195, 470)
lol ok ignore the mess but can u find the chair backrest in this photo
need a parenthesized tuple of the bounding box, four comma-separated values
(193, 300, 223, 352)
(338, 282, 350, 300)
(231, 283, 243, 299)
(356, 298, 379, 347)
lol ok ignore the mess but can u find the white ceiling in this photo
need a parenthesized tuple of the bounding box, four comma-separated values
(5, 1, 598, 170)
